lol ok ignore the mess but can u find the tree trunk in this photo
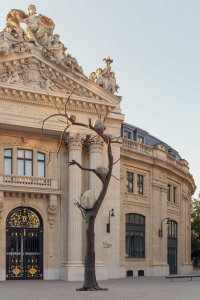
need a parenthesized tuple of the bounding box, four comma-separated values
(76, 215, 107, 291)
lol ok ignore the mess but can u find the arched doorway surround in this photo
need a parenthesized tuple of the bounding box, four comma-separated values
(6, 207, 43, 280)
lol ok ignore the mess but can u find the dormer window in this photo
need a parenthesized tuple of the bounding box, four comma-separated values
(138, 136, 144, 144)
(124, 131, 131, 139)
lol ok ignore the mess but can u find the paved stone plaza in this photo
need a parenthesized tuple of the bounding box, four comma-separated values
(1, 270, 200, 300)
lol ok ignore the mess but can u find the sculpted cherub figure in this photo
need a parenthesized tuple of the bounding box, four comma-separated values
(109, 72, 119, 94)
(89, 72, 97, 82)
(48, 34, 66, 61)
(96, 68, 104, 87)
(0, 23, 22, 55)
(6, 66, 27, 84)
(40, 71, 59, 92)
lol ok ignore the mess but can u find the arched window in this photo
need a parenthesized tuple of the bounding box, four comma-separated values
(126, 213, 145, 258)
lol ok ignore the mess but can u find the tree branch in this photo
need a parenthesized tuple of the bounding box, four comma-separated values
(113, 158, 120, 165)
(112, 175, 120, 181)
(67, 159, 104, 183)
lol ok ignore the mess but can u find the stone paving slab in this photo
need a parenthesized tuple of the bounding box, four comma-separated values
(1, 272, 200, 300)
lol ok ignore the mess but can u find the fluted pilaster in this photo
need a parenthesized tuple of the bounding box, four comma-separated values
(67, 133, 83, 266)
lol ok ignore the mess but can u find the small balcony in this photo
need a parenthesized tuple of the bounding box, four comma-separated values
(0, 174, 61, 195)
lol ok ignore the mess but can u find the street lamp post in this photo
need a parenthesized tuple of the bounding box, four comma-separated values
(107, 209, 115, 233)
(159, 217, 170, 237)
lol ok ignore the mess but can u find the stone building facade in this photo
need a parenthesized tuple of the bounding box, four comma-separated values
(0, 5, 195, 281)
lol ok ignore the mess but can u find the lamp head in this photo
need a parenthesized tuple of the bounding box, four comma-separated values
(111, 209, 115, 217)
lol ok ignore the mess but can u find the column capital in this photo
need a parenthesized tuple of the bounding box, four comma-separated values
(68, 133, 84, 151)
(89, 136, 103, 153)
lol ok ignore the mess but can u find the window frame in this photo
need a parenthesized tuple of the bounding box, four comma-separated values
(37, 152, 45, 177)
(17, 149, 33, 176)
(168, 184, 171, 202)
(168, 220, 178, 238)
(126, 213, 145, 259)
(124, 130, 131, 139)
(173, 187, 176, 204)
(126, 172, 133, 193)
(4, 149, 12, 174)
(138, 136, 144, 144)
(137, 174, 144, 195)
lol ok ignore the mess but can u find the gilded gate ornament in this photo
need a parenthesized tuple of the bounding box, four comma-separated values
(6, 207, 41, 228)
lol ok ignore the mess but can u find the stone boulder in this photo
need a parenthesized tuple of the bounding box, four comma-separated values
(95, 165, 109, 179)
(81, 190, 96, 209)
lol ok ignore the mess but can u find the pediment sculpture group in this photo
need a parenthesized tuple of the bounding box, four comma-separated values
(0, 5, 119, 95)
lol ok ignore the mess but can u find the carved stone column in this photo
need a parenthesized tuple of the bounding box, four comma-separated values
(67, 133, 84, 272)
(89, 136, 103, 267)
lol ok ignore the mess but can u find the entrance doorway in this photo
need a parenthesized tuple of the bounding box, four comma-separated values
(167, 220, 178, 275)
(6, 207, 43, 280)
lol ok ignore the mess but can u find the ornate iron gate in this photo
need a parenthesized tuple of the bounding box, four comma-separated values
(6, 207, 43, 280)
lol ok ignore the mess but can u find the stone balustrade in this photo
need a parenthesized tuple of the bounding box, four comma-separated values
(1, 175, 58, 189)
(122, 138, 189, 174)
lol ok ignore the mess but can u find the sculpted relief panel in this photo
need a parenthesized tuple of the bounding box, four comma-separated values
(0, 57, 70, 93)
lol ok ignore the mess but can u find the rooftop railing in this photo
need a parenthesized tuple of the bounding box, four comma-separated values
(121, 138, 189, 174)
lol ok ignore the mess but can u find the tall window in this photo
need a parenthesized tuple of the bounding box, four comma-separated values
(168, 184, 171, 202)
(17, 149, 33, 176)
(126, 213, 145, 258)
(173, 187, 176, 203)
(4, 149, 12, 174)
(168, 220, 177, 238)
(137, 175, 143, 195)
(126, 172, 133, 193)
(38, 153, 45, 177)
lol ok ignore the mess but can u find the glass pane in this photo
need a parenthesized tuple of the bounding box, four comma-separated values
(17, 149, 24, 158)
(4, 158, 12, 174)
(135, 214, 140, 224)
(4, 149, 12, 157)
(25, 150, 32, 159)
(18, 160, 24, 175)
(135, 232, 140, 257)
(140, 232, 145, 257)
(126, 232, 129, 258)
(140, 216, 145, 224)
(38, 152, 45, 161)
(130, 214, 134, 223)
(130, 232, 135, 257)
(38, 161, 45, 177)
(25, 160, 32, 176)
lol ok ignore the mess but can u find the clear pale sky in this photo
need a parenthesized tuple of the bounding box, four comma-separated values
(0, 0, 199, 197)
